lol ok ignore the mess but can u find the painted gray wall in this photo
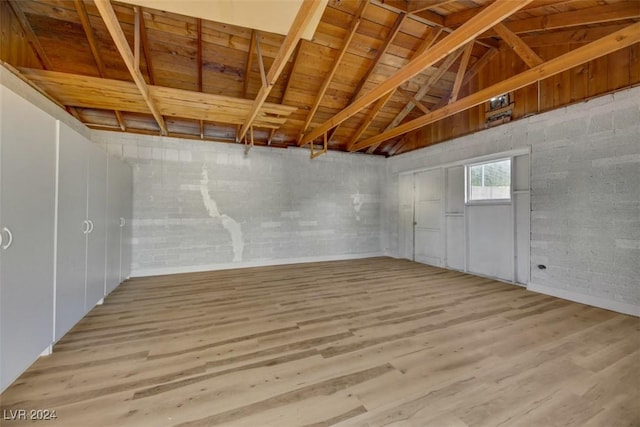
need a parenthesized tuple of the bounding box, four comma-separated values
(92, 132, 384, 276)
(385, 85, 640, 311)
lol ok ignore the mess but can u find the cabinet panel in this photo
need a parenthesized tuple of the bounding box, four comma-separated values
(55, 122, 89, 341)
(85, 144, 107, 309)
(105, 158, 122, 295)
(0, 86, 56, 391)
(120, 163, 133, 281)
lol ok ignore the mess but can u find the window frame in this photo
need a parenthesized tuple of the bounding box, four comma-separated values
(465, 157, 512, 205)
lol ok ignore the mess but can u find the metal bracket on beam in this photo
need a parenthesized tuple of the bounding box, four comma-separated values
(310, 132, 328, 159)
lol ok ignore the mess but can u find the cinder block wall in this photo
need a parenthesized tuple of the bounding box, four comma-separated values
(92, 133, 384, 276)
(384, 85, 640, 312)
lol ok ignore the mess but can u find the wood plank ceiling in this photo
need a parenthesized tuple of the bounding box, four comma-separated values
(2, 0, 639, 156)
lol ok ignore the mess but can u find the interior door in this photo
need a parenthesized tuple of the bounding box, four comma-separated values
(105, 157, 122, 295)
(85, 144, 107, 309)
(0, 86, 56, 391)
(120, 162, 133, 281)
(414, 169, 442, 266)
(55, 122, 89, 341)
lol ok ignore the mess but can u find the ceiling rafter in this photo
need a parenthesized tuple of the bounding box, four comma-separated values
(408, 0, 458, 13)
(197, 18, 205, 139)
(493, 22, 543, 68)
(95, 0, 167, 135)
(461, 47, 498, 87)
(7, 1, 53, 70)
(299, 0, 534, 146)
(348, 92, 394, 152)
(298, 0, 368, 143)
(352, 11, 408, 103)
(74, 0, 126, 131)
(382, 46, 465, 133)
(350, 21, 640, 152)
(448, 41, 474, 103)
(238, 0, 326, 141)
(330, 9, 410, 149)
(279, 41, 303, 105)
(362, 26, 443, 154)
(137, 7, 155, 85)
(242, 30, 256, 99)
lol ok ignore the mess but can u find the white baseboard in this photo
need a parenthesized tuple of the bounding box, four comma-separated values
(527, 282, 640, 317)
(132, 252, 386, 278)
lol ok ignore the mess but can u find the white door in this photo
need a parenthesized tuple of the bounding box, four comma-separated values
(55, 122, 89, 341)
(414, 169, 442, 266)
(85, 144, 107, 309)
(120, 162, 133, 281)
(0, 87, 56, 392)
(105, 157, 122, 295)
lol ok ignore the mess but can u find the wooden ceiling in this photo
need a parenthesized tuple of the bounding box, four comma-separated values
(1, 0, 639, 156)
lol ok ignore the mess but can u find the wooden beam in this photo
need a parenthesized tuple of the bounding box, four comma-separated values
(279, 41, 302, 104)
(7, 1, 53, 69)
(254, 32, 267, 90)
(347, 92, 394, 152)
(300, 0, 533, 146)
(133, 6, 141, 70)
(505, 2, 640, 35)
(359, 27, 443, 154)
(137, 7, 155, 85)
(493, 22, 543, 68)
(197, 18, 204, 138)
(383, 46, 464, 132)
(408, 0, 458, 13)
(351, 11, 407, 103)
(95, 0, 167, 135)
(298, 0, 368, 142)
(449, 41, 474, 103)
(350, 22, 640, 152)
(396, 88, 430, 114)
(242, 30, 256, 98)
(370, 0, 444, 27)
(462, 47, 497, 86)
(74, 0, 125, 130)
(238, 0, 325, 141)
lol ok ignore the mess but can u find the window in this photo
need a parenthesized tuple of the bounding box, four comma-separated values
(467, 158, 511, 202)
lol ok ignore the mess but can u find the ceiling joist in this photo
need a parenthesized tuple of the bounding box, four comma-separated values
(238, 0, 325, 141)
(94, 0, 168, 135)
(299, 0, 368, 142)
(299, 0, 535, 146)
(493, 22, 543, 68)
(350, 21, 640, 152)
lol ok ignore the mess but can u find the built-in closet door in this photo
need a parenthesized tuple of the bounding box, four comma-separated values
(85, 144, 107, 309)
(55, 122, 89, 341)
(413, 169, 442, 266)
(0, 86, 56, 391)
(120, 162, 133, 281)
(105, 157, 122, 295)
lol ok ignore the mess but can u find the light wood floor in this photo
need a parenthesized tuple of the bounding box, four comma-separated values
(1, 258, 638, 426)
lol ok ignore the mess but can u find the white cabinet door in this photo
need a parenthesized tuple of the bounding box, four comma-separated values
(0, 86, 56, 392)
(105, 157, 121, 295)
(55, 123, 89, 341)
(120, 162, 133, 281)
(85, 144, 107, 309)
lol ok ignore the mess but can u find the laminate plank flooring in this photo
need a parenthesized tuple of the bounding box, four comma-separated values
(1, 257, 638, 426)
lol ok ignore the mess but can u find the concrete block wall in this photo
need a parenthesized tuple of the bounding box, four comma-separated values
(91, 132, 384, 276)
(385, 85, 640, 314)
